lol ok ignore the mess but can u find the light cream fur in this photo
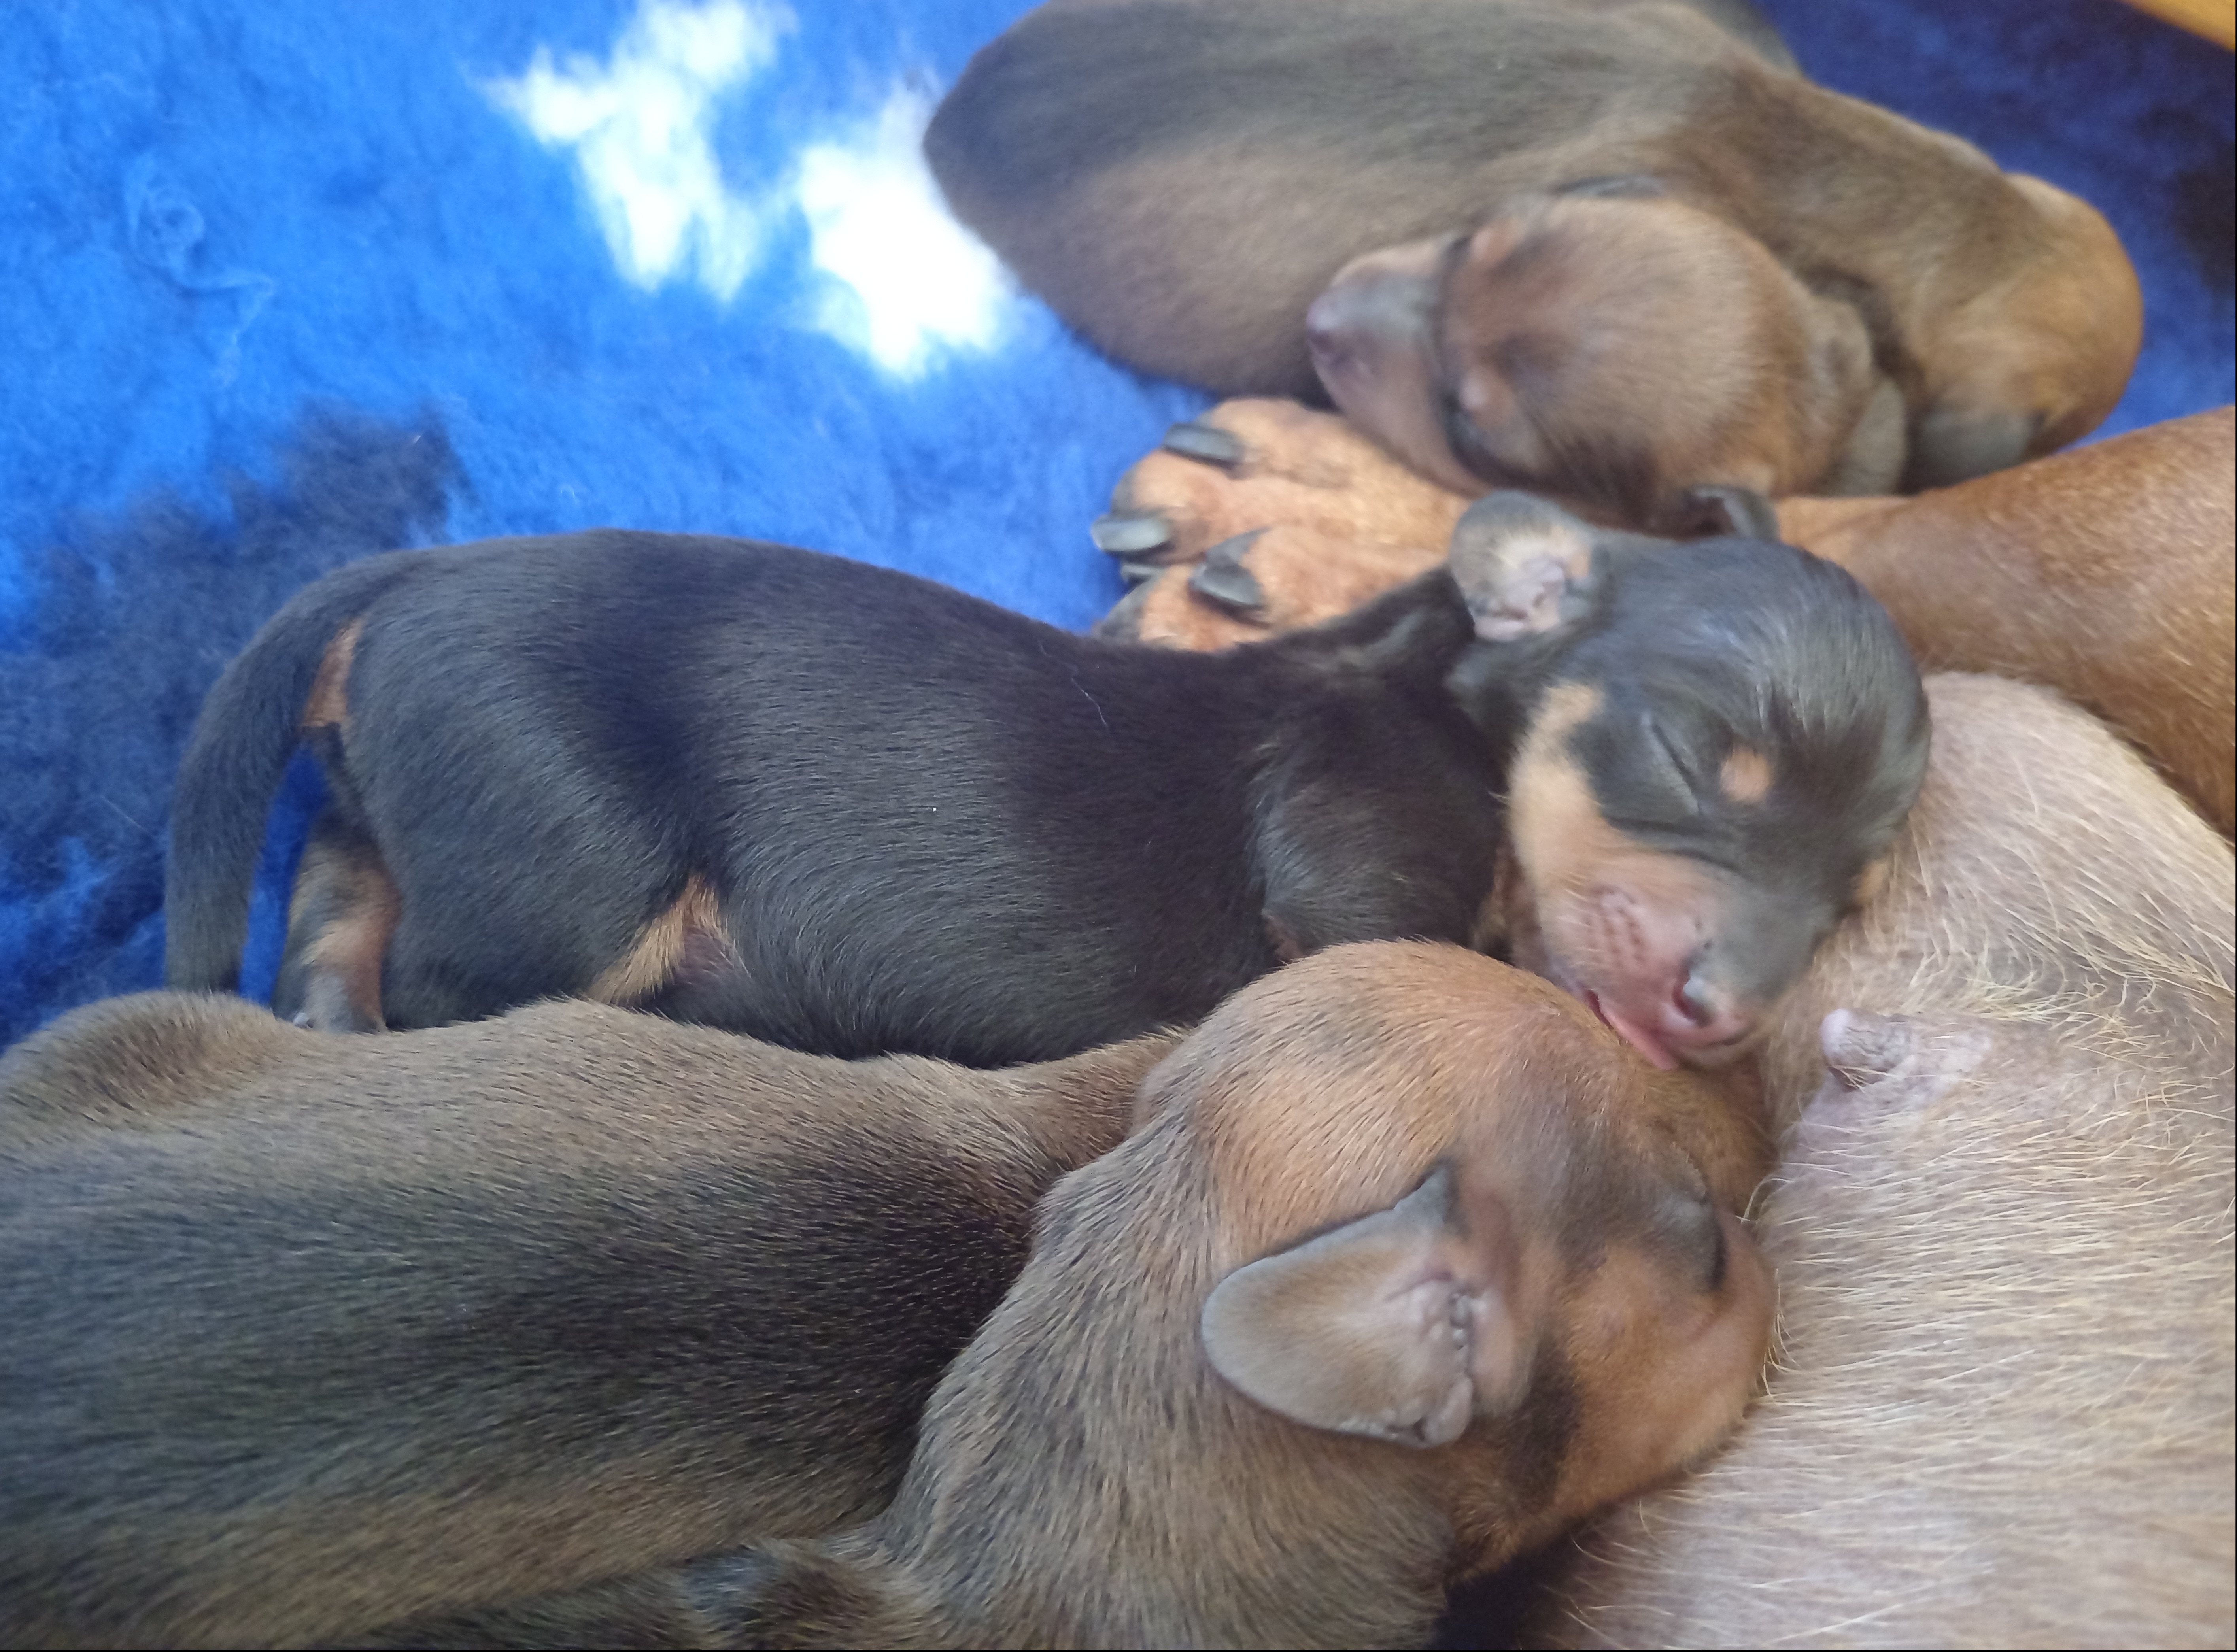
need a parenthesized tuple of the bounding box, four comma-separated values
(1534, 673, 2235, 1648)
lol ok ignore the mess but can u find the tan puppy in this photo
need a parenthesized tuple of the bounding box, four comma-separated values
(0, 997, 1170, 1646)
(1506, 674, 2235, 1647)
(1308, 192, 1910, 515)
(1100, 401, 2235, 835)
(1780, 408, 2237, 835)
(374, 945, 1774, 1648)
(930, 0, 2141, 524)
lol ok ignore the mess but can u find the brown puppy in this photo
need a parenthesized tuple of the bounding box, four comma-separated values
(1100, 400, 2236, 836)
(0, 995, 1171, 1646)
(927, 0, 2140, 523)
(374, 945, 1773, 1649)
(1781, 407, 2237, 835)
(1503, 674, 2235, 1647)
(1307, 191, 1910, 517)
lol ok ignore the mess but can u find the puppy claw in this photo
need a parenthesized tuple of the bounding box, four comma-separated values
(1190, 532, 1271, 616)
(1093, 582, 1154, 641)
(1117, 555, 1169, 587)
(1090, 512, 1176, 558)
(1162, 420, 1249, 470)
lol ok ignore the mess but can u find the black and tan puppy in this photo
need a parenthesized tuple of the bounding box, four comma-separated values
(165, 515, 1926, 1069)
(361, 944, 1776, 1650)
(0, 993, 1174, 1646)
(926, 0, 2141, 525)
(1104, 399, 2237, 836)
(1515, 675, 2234, 1648)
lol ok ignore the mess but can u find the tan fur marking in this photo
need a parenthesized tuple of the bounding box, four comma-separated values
(1510, 683, 1655, 901)
(1507, 685, 1728, 1004)
(589, 875, 728, 1006)
(1509, 684, 1702, 907)
(1851, 855, 1890, 910)
(1532, 682, 1604, 754)
(1719, 747, 1773, 805)
(302, 619, 364, 732)
(298, 849, 400, 1030)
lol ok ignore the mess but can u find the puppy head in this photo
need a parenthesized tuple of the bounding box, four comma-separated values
(1177, 943, 1772, 1568)
(1907, 176, 2142, 489)
(1443, 493, 1929, 1069)
(1307, 194, 1891, 525)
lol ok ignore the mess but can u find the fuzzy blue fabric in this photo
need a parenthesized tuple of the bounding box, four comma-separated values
(1, 0, 2231, 1048)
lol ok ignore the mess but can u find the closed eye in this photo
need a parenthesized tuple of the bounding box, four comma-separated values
(1635, 712, 1703, 818)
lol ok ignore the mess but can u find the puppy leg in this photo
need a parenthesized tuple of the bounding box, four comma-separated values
(1093, 399, 1468, 648)
(273, 811, 399, 1033)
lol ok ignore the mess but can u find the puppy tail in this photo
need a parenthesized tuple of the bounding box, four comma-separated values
(163, 551, 427, 993)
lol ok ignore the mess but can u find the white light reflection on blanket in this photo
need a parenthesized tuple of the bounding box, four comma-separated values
(796, 82, 1018, 377)
(486, 0, 788, 300)
(485, 0, 1014, 376)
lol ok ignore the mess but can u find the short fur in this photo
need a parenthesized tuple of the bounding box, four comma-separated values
(164, 523, 1925, 1069)
(1782, 404, 2236, 836)
(1102, 400, 2234, 838)
(368, 944, 1777, 1649)
(1511, 674, 2235, 1648)
(1442, 498, 1928, 1066)
(166, 532, 1510, 1060)
(0, 992, 1173, 1646)
(1304, 191, 1908, 528)
(926, 0, 2140, 521)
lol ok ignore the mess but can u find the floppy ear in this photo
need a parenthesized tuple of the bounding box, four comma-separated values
(1905, 404, 2038, 490)
(1201, 1164, 1525, 1448)
(1659, 483, 1782, 543)
(1445, 492, 1604, 643)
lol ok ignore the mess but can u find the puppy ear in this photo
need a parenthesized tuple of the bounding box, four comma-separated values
(1201, 1164, 1524, 1448)
(1658, 483, 1781, 543)
(1446, 492, 1603, 643)
(1905, 404, 2039, 490)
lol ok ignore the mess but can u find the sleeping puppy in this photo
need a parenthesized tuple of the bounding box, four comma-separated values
(1307, 191, 1912, 521)
(164, 518, 1926, 1070)
(926, 0, 2140, 525)
(357, 944, 1775, 1650)
(1099, 400, 2235, 837)
(1502, 675, 2234, 1648)
(0, 992, 1171, 1646)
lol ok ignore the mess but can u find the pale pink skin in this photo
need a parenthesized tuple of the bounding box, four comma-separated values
(1536, 885, 1759, 1072)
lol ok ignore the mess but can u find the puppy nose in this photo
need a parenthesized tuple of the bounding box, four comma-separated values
(1674, 973, 1720, 1029)
(1665, 970, 1753, 1051)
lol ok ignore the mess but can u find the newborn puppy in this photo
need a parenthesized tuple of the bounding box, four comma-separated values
(1308, 191, 1911, 525)
(0, 991, 1173, 1646)
(1433, 493, 1927, 1069)
(927, 0, 2139, 522)
(371, 944, 1776, 1650)
(165, 519, 1925, 1070)
(1101, 400, 2234, 837)
(1499, 673, 2234, 1648)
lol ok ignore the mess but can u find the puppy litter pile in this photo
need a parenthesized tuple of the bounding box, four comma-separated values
(1, 0, 2230, 1045)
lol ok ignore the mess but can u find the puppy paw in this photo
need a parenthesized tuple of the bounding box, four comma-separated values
(1092, 398, 1471, 649)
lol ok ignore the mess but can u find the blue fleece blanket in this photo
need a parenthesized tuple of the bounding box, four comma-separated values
(2, 0, 2231, 1046)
